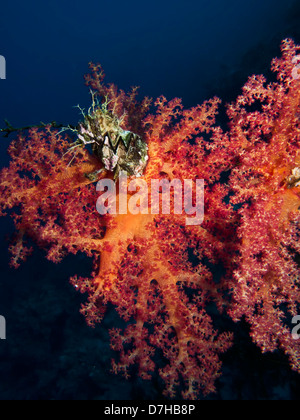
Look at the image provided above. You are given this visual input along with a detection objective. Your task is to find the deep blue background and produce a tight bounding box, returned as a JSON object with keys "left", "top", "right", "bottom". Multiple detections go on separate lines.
{"left": 0, "top": 0, "right": 299, "bottom": 400}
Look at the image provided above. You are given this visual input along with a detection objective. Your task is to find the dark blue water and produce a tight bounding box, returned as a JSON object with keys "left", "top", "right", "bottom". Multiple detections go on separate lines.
{"left": 0, "top": 0, "right": 299, "bottom": 400}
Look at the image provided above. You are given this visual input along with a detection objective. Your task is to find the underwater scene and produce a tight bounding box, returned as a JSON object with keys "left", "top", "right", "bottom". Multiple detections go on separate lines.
{"left": 0, "top": 0, "right": 300, "bottom": 401}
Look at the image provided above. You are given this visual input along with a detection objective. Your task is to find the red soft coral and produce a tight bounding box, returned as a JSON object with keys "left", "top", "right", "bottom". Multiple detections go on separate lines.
{"left": 0, "top": 38, "right": 299, "bottom": 399}
{"left": 227, "top": 39, "right": 300, "bottom": 371}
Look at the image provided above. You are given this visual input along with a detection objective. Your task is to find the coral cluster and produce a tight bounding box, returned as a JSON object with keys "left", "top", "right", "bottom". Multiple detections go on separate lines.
{"left": 0, "top": 39, "right": 299, "bottom": 399}
{"left": 227, "top": 39, "right": 300, "bottom": 370}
